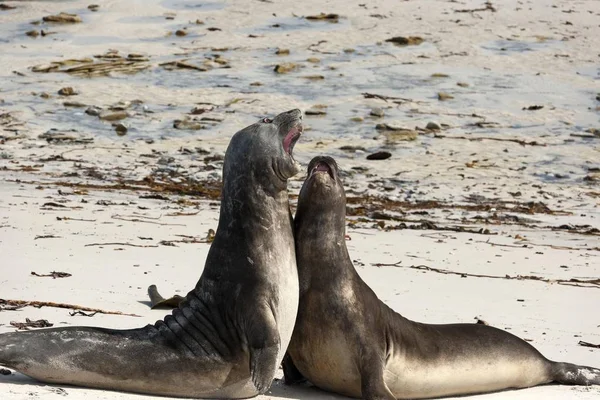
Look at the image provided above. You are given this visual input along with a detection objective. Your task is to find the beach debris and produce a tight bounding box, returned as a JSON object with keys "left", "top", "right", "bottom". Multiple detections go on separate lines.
{"left": 305, "top": 108, "right": 326, "bottom": 116}
{"left": 438, "top": 92, "right": 454, "bottom": 101}
{"left": 274, "top": 63, "right": 299, "bottom": 74}
{"left": 0, "top": 299, "right": 141, "bottom": 317}
{"left": 42, "top": 12, "right": 82, "bottom": 24}
{"left": 0, "top": 4, "right": 17, "bottom": 10}
{"left": 522, "top": 105, "right": 544, "bottom": 110}
{"left": 366, "top": 151, "right": 392, "bottom": 160}
{"left": 340, "top": 145, "right": 366, "bottom": 152}
{"left": 385, "top": 36, "right": 424, "bottom": 46}
{"left": 160, "top": 60, "right": 209, "bottom": 71}
{"left": 10, "top": 318, "right": 53, "bottom": 330}
{"left": 370, "top": 108, "right": 385, "bottom": 117}
{"left": 362, "top": 92, "right": 417, "bottom": 104}
{"left": 307, "top": 57, "right": 320, "bottom": 63}
{"left": 303, "top": 74, "right": 325, "bottom": 80}
{"left": 275, "top": 48, "right": 290, "bottom": 55}
{"left": 38, "top": 129, "right": 94, "bottom": 144}
{"left": 351, "top": 116, "right": 364, "bottom": 122}
{"left": 475, "top": 317, "right": 490, "bottom": 325}
{"left": 431, "top": 73, "right": 450, "bottom": 78}
{"left": 175, "top": 29, "right": 187, "bottom": 36}
{"left": 433, "top": 134, "right": 544, "bottom": 146}
{"left": 305, "top": 13, "right": 340, "bottom": 22}
{"left": 26, "top": 30, "right": 39, "bottom": 37}
{"left": 58, "top": 87, "right": 78, "bottom": 96}
{"left": 85, "top": 106, "right": 102, "bottom": 116}
{"left": 69, "top": 310, "right": 98, "bottom": 317}
{"left": 174, "top": 118, "right": 204, "bottom": 130}
{"left": 0, "top": 369, "right": 11, "bottom": 376}
{"left": 370, "top": 263, "right": 600, "bottom": 289}
{"left": 457, "top": 81, "right": 470, "bottom": 87}
{"left": 114, "top": 123, "right": 128, "bottom": 136}
{"left": 88, "top": 4, "right": 100, "bottom": 12}
{"left": 31, "top": 51, "right": 149, "bottom": 76}
{"left": 454, "top": 1, "right": 496, "bottom": 13}
{"left": 31, "top": 271, "right": 72, "bottom": 279}
{"left": 425, "top": 122, "right": 441, "bottom": 130}
{"left": 578, "top": 341, "right": 600, "bottom": 349}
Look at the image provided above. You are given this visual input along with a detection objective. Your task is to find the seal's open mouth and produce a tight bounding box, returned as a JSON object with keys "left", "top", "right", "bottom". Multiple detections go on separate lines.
{"left": 310, "top": 161, "right": 334, "bottom": 179}
{"left": 283, "top": 124, "right": 303, "bottom": 157}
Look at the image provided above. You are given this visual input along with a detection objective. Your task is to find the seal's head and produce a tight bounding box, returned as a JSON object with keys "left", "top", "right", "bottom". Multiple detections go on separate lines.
{"left": 296, "top": 155, "right": 346, "bottom": 224}
{"left": 223, "top": 109, "right": 303, "bottom": 192}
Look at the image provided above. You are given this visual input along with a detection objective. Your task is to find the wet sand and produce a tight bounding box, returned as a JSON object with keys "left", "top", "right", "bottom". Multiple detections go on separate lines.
{"left": 0, "top": 0, "right": 599, "bottom": 399}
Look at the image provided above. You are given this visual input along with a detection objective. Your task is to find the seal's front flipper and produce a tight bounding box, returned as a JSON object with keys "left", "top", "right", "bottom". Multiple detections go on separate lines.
{"left": 147, "top": 285, "right": 185, "bottom": 309}
{"left": 360, "top": 354, "right": 396, "bottom": 400}
{"left": 248, "top": 307, "right": 280, "bottom": 394}
{"left": 282, "top": 352, "right": 306, "bottom": 385}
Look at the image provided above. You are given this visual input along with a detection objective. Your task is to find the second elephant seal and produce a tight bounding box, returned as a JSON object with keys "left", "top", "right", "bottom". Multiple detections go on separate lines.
{"left": 284, "top": 155, "right": 600, "bottom": 400}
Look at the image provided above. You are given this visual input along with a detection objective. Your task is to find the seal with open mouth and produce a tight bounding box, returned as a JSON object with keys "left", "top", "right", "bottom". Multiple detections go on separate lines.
{"left": 284, "top": 155, "right": 600, "bottom": 399}
{"left": 0, "top": 109, "right": 303, "bottom": 398}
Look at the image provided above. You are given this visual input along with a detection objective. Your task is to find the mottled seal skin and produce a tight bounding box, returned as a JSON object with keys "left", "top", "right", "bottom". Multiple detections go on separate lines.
{"left": 284, "top": 155, "right": 600, "bottom": 400}
{"left": 0, "top": 109, "right": 304, "bottom": 398}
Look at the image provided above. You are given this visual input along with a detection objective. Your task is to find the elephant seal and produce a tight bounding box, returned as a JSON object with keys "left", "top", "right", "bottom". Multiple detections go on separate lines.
{"left": 284, "top": 155, "right": 600, "bottom": 400}
{"left": 0, "top": 109, "right": 304, "bottom": 398}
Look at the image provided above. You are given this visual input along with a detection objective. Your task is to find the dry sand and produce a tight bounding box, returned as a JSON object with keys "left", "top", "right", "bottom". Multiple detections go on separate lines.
{"left": 0, "top": 0, "right": 599, "bottom": 399}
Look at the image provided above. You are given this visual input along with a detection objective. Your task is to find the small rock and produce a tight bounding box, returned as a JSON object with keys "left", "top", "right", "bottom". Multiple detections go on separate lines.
{"left": 114, "top": 123, "right": 127, "bottom": 136}
{"left": 88, "top": 4, "right": 100, "bottom": 12}
{"left": 306, "top": 109, "right": 326, "bottom": 116}
{"left": 385, "top": 36, "right": 423, "bottom": 46}
{"left": 158, "top": 157, "right": 175, "bottom": 165}
{"left": 42, "top": 13, "right": 82, "bottom": 24}
{"left": 63, "top": 101, "right": 87, "bottom": 108}
{"left": 370, "top": 108, "right": 385, "bottom": 117}
{"left": 275, "top": 48, "right": 290, "bottom": 55}
{"left": 522, "top": 105, "right": 544, "bottom": 111}
{"left": 195, "top": 19, "right": 204, "bottom": 25}
{"left": 26, "top": 30, "right": 39, "bottom": 37}
{"left": 85, "top": 106, "right": 102, "bottom": 116}
{"left": 585, "top": 128, "right": 600, "bottom": 137}
{"left": 39, "top": 92, "right": 51, "bottom": 99}
{"left": 384, "top": 130, "right": 418, "bottom": 142}
{"left": 343, "top": 48, "right": 355, "bottom": 53}
{"left": 457, "top": 82, "right": 470, "bottom": 87}
{"left": 58, "top": 87, "right": 78, "bottom": 96}
{"left": 99, "top": 110, "right": 128, "bottom": 121}
{"left": 366, "top": 151, "right": 392, "bottom": 160}
{"left": 195, "top": 146, "right": 210, "bottom": 155}
{"left": 583, "top": 173, "right": 600, "bottom": 182}
{"left": 175, "top": 29, "right": 187, "bottom": 37}
{"left": 350, "top": 116, "right": 364, "bottom": 122}
{"left": 306, "top": 57, "right": 320, "bottom": 63}
{"left": 303, "top": 75, "right": 325, "bottom": 80}
{"left": 274, "top": 63, "right": 298, "bottom": 74}
{"left": 0, "top": 368, "right": 12, "bottom": 376}
{"left": 425, "top": 122, "right": 441, "bottom": 130}
{"left": 438, "top": 92, "right": 454, "bottom": 101}
{"left": 340, "top": 145, "right": 366, "bottom": 152}
{"left": 250, "top": 81, "right": 263, "bottom": 86}
{"left": 431, "top": 73, "right": 449, "bottom": 78}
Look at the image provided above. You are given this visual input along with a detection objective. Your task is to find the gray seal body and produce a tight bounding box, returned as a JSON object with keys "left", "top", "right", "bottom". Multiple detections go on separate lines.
{"left": 284, "top": 155, "right": 600, "bottom": 400}
{"left": 0, "top": 109, "right": 304, "bottom": 398}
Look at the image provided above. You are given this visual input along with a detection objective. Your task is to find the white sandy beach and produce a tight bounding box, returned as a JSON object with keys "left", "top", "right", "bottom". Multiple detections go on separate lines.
{"left": 0, "top": 0, "right": 599, "bottom": 399}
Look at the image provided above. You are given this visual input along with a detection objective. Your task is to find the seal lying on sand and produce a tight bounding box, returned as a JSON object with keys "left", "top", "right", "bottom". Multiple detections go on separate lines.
{"left": 0, "top": 109, "right": 304, "bottom": 398}
{"left": 284, "top": 155, "right": 600, "bottom": 400}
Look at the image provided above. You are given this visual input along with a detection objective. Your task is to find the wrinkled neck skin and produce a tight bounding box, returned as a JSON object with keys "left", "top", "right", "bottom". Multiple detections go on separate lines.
{"left": 294, "top": 190, "right": 349, "bottom": 294}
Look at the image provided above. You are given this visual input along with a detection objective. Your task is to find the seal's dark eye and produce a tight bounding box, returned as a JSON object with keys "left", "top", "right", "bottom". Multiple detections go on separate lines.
{"left": 262, "top": 118, "right": 272, "bottom": 123}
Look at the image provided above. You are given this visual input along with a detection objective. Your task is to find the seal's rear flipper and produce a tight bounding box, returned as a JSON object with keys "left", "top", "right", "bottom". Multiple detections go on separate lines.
{"left": 282, "top": 353, "right": 306, "bottom": 385}
{"left": 551, "top": 362, "right": 600, "bottom": 385}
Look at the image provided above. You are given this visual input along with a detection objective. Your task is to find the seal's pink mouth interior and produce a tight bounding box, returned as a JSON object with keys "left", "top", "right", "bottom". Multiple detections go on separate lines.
{"left": 283, "top": 125, "right": 303, "bottom": 156}
{"left": 310, "top": 161, "right": 333, "bottom": 179}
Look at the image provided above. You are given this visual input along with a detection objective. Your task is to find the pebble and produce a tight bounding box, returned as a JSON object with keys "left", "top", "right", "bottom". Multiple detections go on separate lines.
{"left": 366, "top": 151, "right": 391, "bottom": 160}
{"left": 350, "top": 116, "right": 364, "bottom": 122}
{"left": 385, "top": 36, "right": 423, "bottom": 46}
{"left": 175, "top": 29, "right": 187, "bottom": 37}
{"left": 275, "top": 48, "right": 290, "bottom": 55}
{"left": 63, "top": 101, "right": 87, "bottom": 108}
{"left": 58, "top": 87, "right": 78, "bottom": 96}
{"left": 42, "top": 13, "right": 82, "bottom": 23}
{"left": 426, "top": 121, "right": 441, "bottom": 130}
{"left": 174, "top": 119, "right": 204, "bottom": 130}
{"left": 99, "top": 110, "right": 128, "bottom": 121}
{"left": 274, "top": 63, "right": 298, "bottom": 74}
{"left": 114, "top": 123, "right": 128, "bottom": 136}
{"left": 88, "top": 4, "right": 99, "bottom": 12}
{"left": 438, "top": 92, "right": 454, "bottom": 101}
{"left": 85, "top": 106, "right": 102, "bottom": 116}
{"left": 370, "top": 108, "right": 385, "bottom": 117}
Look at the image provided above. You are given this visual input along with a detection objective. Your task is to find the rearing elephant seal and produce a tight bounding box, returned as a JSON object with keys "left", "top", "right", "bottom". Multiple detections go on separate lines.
{"left": 0, "top": 109, "right": 304, "bottom": 398}
{"left": 284, "top": 155, "right": 600, "bottom": 400}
